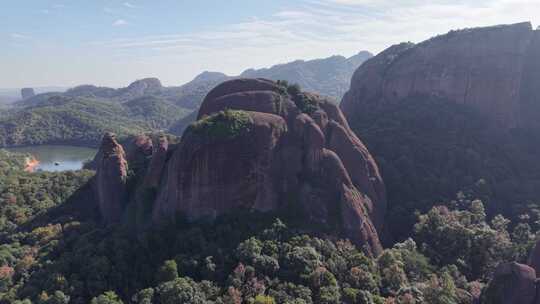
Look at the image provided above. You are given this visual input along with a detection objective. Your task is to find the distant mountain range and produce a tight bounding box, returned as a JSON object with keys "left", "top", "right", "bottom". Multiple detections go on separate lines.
{"left": 0, "top": 51, "right": 372, "bottom": 147}
{"left": 0, "top": 87, "right": 70, "bottom": 104}
{"left": 240, "top": 51, "right": 373, "bottom": 100}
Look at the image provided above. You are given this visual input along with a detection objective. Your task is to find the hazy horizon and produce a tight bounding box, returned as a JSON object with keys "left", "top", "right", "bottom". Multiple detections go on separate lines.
{"left": 0, "top": 51, "right": 369, "bottom": 91}
{"left": 2, "top": 0, "right": 539, "bottom": 88}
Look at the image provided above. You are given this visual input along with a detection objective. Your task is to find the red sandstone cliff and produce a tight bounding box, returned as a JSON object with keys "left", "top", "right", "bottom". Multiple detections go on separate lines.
{"left": 341, "top": 22, "right": 540, "bottom": 130}
{"left": 94, "top": 79, "right": 386, "bottom": 255}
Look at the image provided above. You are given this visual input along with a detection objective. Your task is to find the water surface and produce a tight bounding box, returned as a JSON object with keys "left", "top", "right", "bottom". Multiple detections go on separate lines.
{"left": 7, "top": 145, "right": 97, "bottom": 172}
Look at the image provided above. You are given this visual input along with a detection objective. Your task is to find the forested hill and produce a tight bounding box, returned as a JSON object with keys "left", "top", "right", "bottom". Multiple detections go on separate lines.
{"left": 0, "top": 95, "right": 189, "bottom": 147}
{"left": 1, "top": 51, "right": 372, "bottom": 146}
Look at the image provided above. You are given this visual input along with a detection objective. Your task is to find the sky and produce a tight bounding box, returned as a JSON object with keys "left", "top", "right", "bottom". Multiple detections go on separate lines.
{"left": 1, "top": 0, "right": 539, "bottom": 88}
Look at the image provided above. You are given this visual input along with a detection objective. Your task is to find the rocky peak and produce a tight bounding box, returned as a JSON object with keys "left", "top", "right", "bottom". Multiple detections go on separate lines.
{"left": 94, "top": 79, "right": 386, "bottom": 255}
{"left": 100, "top": 132, "right": 123, "bottom": 156}
{"left": 191, "top": 71, "right": 229, "bottom": 84}
{"left": 169, "top": 78, "right": 384, "bottom": 254}
{"left": 125, "top": 78, "right": 163, "bottom": 96}
{"left": 94, "top": 132, "right": 129, "bottom": 224}
{"left": 20, "top": 88, "right": 35, "bottom": 99}
{"left": 346, "top": 51, "right": 374, "bottom": 66}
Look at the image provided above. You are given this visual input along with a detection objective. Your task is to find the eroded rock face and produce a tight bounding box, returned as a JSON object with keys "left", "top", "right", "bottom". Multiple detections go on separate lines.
{"left": 341, "top": 22, "right": 540, "bottom": 129}
{"left": 124, "top": 134, "right": 153, "bottom": 172}
{"left": 94, "top": 133, "right": 128, "bottom": 224}
{"left": 155, "top": 78, "right": 385, "bottom": 255}
{"left": 94, "top": 79, "right": 386, "bottom": 255}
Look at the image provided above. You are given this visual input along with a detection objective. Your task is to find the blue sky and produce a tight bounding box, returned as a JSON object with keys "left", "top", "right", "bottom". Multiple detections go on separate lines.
{"left": 1, "top": 0, "right": 539, "bottom": 88}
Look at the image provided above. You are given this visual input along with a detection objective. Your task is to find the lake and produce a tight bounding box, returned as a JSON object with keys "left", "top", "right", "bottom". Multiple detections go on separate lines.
{"left": 7, "top": 145, "right": 97, "bottom": 172}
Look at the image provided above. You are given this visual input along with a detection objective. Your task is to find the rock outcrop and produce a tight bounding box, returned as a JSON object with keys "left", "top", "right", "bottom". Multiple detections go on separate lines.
{"left": 482, "top": 262, "right": 538, "bottom": 304}
{"left": 529, "top": 239, "right": 540, "bottom": 279}
{"left": 20, "top": 88, "right": 35, "bottom": 99}
{"left": 93, "top": 79, "right": 386, "bottom": 255}
{"left": 94, "top": 133, "right": 129, "bottom": 224}
{"left": 156, "top": 78, "right": 386, "bottom": 254}
{"left": 143, "top": 135, "right": 169, "bottom": 189}
{"left": 341, "top": 22, "right": 540, "bottom": 130}
{"left": 482, "top": 237, "right": 540, "bottom": 303}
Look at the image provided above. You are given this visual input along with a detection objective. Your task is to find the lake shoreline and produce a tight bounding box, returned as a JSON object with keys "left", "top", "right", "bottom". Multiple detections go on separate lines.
{"left": 6, "top": 145, "right": 98, "bottom": 172}
{"left": 24, "top": 157, "right": 40, "bottom": 172}
{"left": 0, "top": 140, "right": 100, "bottom": 150}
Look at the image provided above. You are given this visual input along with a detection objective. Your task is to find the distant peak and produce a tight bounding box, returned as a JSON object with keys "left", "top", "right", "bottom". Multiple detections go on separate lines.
{"left": 354, "top": 50, "right": 374, "bottom": 57}
{"left": 127, "top": 78, "right": 162, "bottom": 89}
{"left": 21, "top": 88, "right": 35, "bottom": 99}
{"left": 348, "top": 51, "right": 374, "bottom": 62}
{"left": 191, "top": 71, "right": 229, "bottom": 83}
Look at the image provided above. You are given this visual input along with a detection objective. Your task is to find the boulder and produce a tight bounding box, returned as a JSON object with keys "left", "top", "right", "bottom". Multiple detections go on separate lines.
{"left": 482, "top": 262, "right": 537, "bottom": 304}
{"left": 528, "top": 238, "right": 540, "bottom": 275}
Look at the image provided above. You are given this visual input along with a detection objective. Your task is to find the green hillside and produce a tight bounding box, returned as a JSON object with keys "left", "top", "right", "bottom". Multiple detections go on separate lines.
{"left": 0, "top": 96, "right": 188, "bottom": 147}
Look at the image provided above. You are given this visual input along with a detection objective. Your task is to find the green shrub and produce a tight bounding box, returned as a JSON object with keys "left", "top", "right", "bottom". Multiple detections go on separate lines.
{"left": 189, "top": 109, "right": 251, "bottom": 140}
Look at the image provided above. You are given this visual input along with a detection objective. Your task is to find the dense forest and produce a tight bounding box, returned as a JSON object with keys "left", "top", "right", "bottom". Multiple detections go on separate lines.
{"left": 0, "top": 131, "right": 536, "bottom": 303}
{"left": 0, "top": 96, "right": 189, "bottom": 147}
{"left": 4, "top": 1, "right": 540, "bottom": 301}
{"left": 346, "top": 96, "right": 540, "bottom": 241}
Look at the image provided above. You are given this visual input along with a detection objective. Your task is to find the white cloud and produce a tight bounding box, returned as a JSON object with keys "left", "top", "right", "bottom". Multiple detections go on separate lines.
{"left": 83, "top": 0, "right": 539, "bottom": 86}
{"left": 99, "top": 0, "right": 538, "bottom": 54}
{"left": 10, "top": 33, "right": 30, "bottom": 40}
{"left": 13, "top": 0, "right": 539, "bottom": 87}
{"left": 113, "top": 19, "right": 129, "bottom": 26}
{"left": 123, "top": 2, "right": 136, "bottom": 8}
